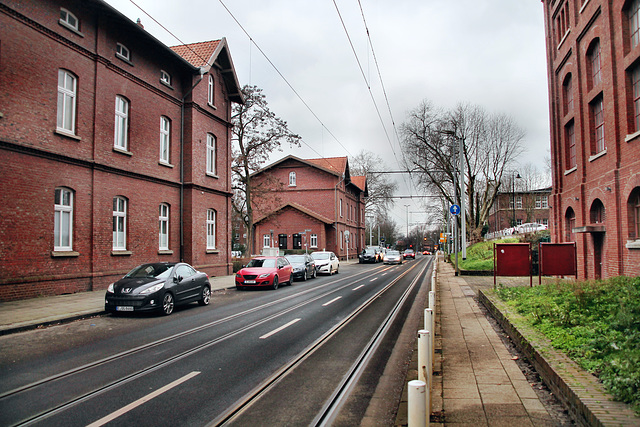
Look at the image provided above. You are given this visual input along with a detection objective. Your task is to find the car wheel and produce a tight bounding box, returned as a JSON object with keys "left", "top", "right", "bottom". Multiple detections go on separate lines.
{"left": 329, "top": 266, "right": 333, "bottom": 275}
{"left": 198, "top": 286, "right": 211, "bottom": 306}
{"left": 272, "top": 276, "right": 279, "bottom": 290}
{"left": 303, "top": 270, "right": 308, "bottom": 281}
{"left": 236, "top": 285, "right": 244, "bottom": 291}
{"left": 162, "top": 292, "right": 174, "bottom": 315}
{"left": 312, "top": 268, "right": 317, "bottom": 279}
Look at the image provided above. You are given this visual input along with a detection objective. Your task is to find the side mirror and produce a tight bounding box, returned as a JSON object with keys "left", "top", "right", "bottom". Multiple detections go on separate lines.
{"left": 173, "top": 275, "right": 182, "bottom": 283}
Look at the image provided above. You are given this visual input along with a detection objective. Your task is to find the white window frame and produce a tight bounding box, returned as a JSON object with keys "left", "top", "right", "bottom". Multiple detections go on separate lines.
{"left": 113, "top": 197, "right": 127, "bottom": 250}
{"left": 289, "top": 171, "right": 296, "bottom": 186}
{"left": 57, "top": 69, "right": 77, "bottom": 134}
{"left": 263, "top": 234, "right": 271, "bottom": 248}
{"left": 516, "top": 195, "right": 523, "bottom": 209}
{"left": 116, "top": 43, "right": 130, "bottom": 62}
{"left": 206, "top": 133, "right": 217, "bottom": 176}
{"left": 339, "top": 199, "right": 343, "bottom": 217}
{"left": 114, "top": 96, "right": 129, "bottom": 150}
{"left": 207, "top": 209, "right": 216, "bottom": 250}
{"left": 340, "top": 231, "right": 344, "bottom": 249}
{"left": 159, "top": 203, "right": 169, "bottom": 250}
{"left": 54, "top": 187, "right": 73, "bottom": 251}
{"left": 208, "top": 74, "right": 214, "bottom": 106}
{"left": 160, "top": 70, "right": 171, "bottom": 86}
{"left": 310, "top": 233, "right": 318, "bottom": 248}
{"left": 160, "top": 116, "right": 170, "bottom": 164}
{"left": 59, "top": 8, "right": 79, "bottom": 31}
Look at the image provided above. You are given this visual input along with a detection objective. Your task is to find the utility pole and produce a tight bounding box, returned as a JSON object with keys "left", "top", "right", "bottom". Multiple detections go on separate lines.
{"left": 405, "top": 204, "right": 410, "bottom": 247}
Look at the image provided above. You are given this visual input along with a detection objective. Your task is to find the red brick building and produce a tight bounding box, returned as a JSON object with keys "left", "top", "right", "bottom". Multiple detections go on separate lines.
{"left": 251, "top": 156, "right": 367, "bottom": 260}
{"left": 0, "top": 0, "right": 243, "bottom": 300}
{"left": 487, "top": 187, "right": 552, "bottom": 235}
{"left": 542, "top": 0, "right": 640, "bottom": 279}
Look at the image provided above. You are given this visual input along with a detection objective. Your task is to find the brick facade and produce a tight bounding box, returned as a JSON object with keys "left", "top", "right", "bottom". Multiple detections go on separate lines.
{"left": 487, "top": 187, "right": 552, "bottom": 233}
{"left": 0, "top": 0, "right": 243, "bottom": 300}
{"left": 251, "top": 156, "right": 367, "bottom": 260}
{"left": 542, "top": 0, "right": 640, "bottom": 279}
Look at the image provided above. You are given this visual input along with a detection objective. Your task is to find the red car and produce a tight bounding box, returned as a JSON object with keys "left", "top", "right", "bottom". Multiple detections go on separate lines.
{"left": 235, "top": 256, "right": 293, "bottom": 290}
{"left": 403, "top": 249, "right": 416, "bottom": 259}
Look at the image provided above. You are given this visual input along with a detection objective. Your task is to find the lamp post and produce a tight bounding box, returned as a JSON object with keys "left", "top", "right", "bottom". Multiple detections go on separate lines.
{"left": 511, "top": 171, "right": 521, "bottom": 229}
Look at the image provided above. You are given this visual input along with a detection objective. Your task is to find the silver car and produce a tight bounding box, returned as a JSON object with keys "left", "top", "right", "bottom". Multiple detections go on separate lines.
{"left": 383, "top": 250, "right": 403, "bottom": 265}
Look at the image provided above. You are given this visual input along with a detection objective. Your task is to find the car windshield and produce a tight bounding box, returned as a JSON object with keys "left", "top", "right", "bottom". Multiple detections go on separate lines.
{"left": 286, "top": 255, "right": 305, "bottom": 263}
{"left": 312, "top": 252, "right": 330, "bottom": 260}
{"left": 387, "top": 251, "right": 400, "bottom": 256}
{"left": 125, "top": 264, "right": 174, "bottom": 279}
{"left": 247, "top": 258, "right": 277, "bottom": 268}
{"left": 364, "top": 248, "right": 376, "bottom": 254}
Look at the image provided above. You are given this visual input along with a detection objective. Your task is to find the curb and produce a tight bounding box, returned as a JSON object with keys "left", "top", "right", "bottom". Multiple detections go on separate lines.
{"left": 479, "top": 289, "right": 639, "bottom": 426}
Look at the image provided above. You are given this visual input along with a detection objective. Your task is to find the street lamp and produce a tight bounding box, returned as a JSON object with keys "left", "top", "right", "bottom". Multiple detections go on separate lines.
{"left": 511, "top": 171, "right": 521, "bottom": 228}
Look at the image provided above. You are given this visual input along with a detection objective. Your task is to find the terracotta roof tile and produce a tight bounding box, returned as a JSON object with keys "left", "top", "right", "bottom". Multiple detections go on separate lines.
{"left": 306, "top": 157, "right": 347, "bottom": 175}
{"left": 351, "top": 175, "right": 366, "bottom": 192}
{"left": 170, "top": 40, "right": 221, "bottom": 68}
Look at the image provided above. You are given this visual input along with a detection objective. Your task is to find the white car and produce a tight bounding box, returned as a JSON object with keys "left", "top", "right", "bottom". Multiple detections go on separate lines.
{"left": 514, "top": 223, "right": 548, "bottom": 234}
{"left": 311, "top": 251, "right": 340, "bottom": 275}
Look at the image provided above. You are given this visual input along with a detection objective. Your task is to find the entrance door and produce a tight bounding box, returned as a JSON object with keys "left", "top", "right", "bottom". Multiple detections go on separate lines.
{"left": 278, "top": 234, "right": 287, "bottom": 249}
{"left": 593, "top": 233, "right": 603, "bottom": 279}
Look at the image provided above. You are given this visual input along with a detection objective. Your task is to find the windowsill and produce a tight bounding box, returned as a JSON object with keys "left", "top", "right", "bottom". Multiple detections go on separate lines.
{"left": 159, "top": 161, "right": 174, "bottom": 168}
{"left": 626, "top": 240, "right": 640, "bottom": 249}
{"left": 207, "top": 102, "right": 217, "bottom": 110}
{"left": 625, "top": 130, "right": 640, "bottom": 143}
{"left": 579, "top": 0, "right": 591, "bottom": 14}
{"left": 54, "top": 129, "right": 81, "bottom": 141}
{"left": 51, "top": 250, "right": 80, "bottom": 258}
{"left": 206, "top": 172, "right": 219, "bottom": 179}
{"left": 59, "top": 20, "right": 84, "bottom": 37}
{"left": 564, "top": 166, "right": 577, "bottom": 176}
{"left": 588, "top": 149, "right": 607, "bottom": 162}
{"left": 557, "top": 29, "right": 570, "bottom": 50}
{"left": 116, "top": 53, "right": 133, "bottom": 66}
{"left": 111, "top": 250, "right": 132, "bottom": 256}
{"left": 113, "top": 147, "right": 133, "bottom": 156}
{"left": 206, "top": 249, "right": 219, "bottom": 254}
{"left": 158, "top": 249, "right": 174, "bottom": 255}
{"left": 160, "top": 80, "right": 174, "bottom": 90}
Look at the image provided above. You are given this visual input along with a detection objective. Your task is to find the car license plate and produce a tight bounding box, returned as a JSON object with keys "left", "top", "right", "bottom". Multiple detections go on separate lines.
{"left": 116, "top": 306, "right": 134, "bottom": 312}
{"left": 244, "top": 280, "right": 256, "bottom": 284}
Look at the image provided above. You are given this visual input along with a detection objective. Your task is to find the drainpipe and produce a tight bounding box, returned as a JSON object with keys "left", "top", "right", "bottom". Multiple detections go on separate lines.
{"left": 180, "top": 67, "right": 207, "bottom": 261}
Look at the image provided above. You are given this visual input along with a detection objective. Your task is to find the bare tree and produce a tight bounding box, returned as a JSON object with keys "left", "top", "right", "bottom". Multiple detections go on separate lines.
{"left": 231, "top": 85, "right": 301, "bottom": 254}
{"left": 400, "top": 100, "right": 526, "bottom": 242}
{"left": 349, "top": 150, "right": 398, "bottom": 219}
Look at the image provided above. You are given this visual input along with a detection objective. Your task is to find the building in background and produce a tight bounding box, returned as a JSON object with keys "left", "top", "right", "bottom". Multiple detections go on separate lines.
{"left": 541, "top": 0, "right": 640, "bottom": 279}
{"left": 487, "top": 186, "right": 552, "bottom": 235}
{"left": 0, "top": 0, "right": 243, "bottom": 300}
{"left": 250, "top": 156, "right": 367, "bottom": 259}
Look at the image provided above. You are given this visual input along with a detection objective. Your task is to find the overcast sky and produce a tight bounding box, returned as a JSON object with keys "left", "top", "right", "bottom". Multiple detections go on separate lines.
{"left": 105, "top": 0, "right": 551, "bottom": 233}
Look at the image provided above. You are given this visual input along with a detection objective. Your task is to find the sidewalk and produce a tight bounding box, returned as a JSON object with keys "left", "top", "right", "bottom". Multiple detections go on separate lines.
{"left": 0, "top": 274, "right": 236, "bottom": 335}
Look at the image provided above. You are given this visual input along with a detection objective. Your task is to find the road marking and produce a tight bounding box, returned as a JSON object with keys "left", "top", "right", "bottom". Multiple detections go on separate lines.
{"left": 352, "top": 285, "right": 365, "bottom": 291}
{"left": 87, "top": 371, "right": 201, "bottom": 427}
{"left": 370, "top": 277, "right": 377, "bottom": 282}
{"left": 260, "top": 318, "right": 301, "bottom": 339}
{"left": 322, "top": 296, "right": 342, "bottom": 307}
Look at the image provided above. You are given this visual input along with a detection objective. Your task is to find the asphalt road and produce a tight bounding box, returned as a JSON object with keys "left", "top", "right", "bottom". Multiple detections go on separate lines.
{"left": 0, "top": 256, "right": 433, "bottom": 427}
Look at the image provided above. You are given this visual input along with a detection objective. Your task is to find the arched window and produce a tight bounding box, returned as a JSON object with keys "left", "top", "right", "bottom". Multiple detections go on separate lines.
{"left": 562, "top": 73, "right": 573, "bottom": 116}
{"left": 57, "top": 69, "right": 77, "bottom": 134}
{"left": 159, "top": 204, "right": 169, "bottom": 250}
{"left": 113, "top": 196, "right": 127, "bottom": 250}
{"left": 565, "top": 207, "right": 576, "bottom": 242}
{"left": 59, "top": 8, "right": 79, "bottom": 31}
{"left": 54, "top": 187, "right": 74, "bottom": 251}
{"left": 114, "top": 96, "right": 129, "bottom": 150}
{"left": 289, "top": 171, "right": 296, "bottom": 186}
{"left": 206, "top": 133, "right": 217, "bottom": 175}
{"left": 160, "top": 116, "right": 170, "bottom": 164}
{"left": 629, "top": 0, "right": 640, "bottom": 49}
{"left": 590, "top": 199, "right": 605, "bottom": 224}
{"left": 587, "top": 39, "right": 601, "bottom": 89}
{"left": 208, "top": 75, "right": 215, "bottom": 106}
{"left": 207, "top": 209, "right": 216, "bottom": 249}
{"left": 628, "top": 187, "right": 640, "bottom": 240}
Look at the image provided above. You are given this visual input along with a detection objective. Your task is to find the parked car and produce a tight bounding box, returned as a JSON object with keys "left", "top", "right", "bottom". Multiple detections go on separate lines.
{"left": 311, "top": 251, "right": 340, "bottom": 275}
{"left": 514, "top": 223, "right": 548, "bottom": 234}
{"left": 105, "top": 262, "right": 211, "bottom": 316}
{"left": 403, "top": 249, "right": 416, "bottom": 259}
{"left": 359, "top": 247, "right": 379, "bottom": 263}
{"left": 285, "top": 253, "right": 317, "bottom": 281}
{"left": 235, "top": 256, "right": 293, "bottom": 290}
{"left": 383, "top": 250, "right": 403, "bottom": 264}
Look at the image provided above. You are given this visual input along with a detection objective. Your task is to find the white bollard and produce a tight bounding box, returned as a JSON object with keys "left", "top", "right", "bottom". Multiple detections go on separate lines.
{"left": 408, "top": 380, "right": 428, "bottom": 427}
{"left": 424, "top": 308, "right": 435, "bottom": 373}
{"left": 418, "top": 329, "right": 432, "bottom": 417}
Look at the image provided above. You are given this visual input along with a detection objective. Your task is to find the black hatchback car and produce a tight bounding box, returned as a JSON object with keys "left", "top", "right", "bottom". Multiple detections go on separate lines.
{"left": 359, "top": 247, "right": 379, "bottom": 263}
{"left": 285, "top": 253, "right": 317, "bottom": 281}
{"left": 105, "top": 262, "right": 211, "bottom": 315}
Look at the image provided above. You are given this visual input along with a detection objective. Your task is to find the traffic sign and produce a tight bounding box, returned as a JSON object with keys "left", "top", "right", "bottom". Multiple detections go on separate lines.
{"left": 450, "top": 204, "right": 461, "bottom": 215}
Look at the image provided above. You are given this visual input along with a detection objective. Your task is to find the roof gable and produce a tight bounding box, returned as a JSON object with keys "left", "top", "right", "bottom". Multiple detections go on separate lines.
{"left": 253, "top": 202, "right": 333, "bottom": 225}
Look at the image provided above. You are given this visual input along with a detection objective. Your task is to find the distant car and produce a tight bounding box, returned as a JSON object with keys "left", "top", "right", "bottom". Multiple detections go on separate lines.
{"left": 403, "top": 249, "right": 416, "bottom": 259}
{"left": 311, "top": 251, "right": 340, "bottom": 275}
{"left": 235, "top": 256, "right": 293, "bottom": 290}
{"left": 359, "top": 247, "right": 379, "bottom": 263}
{"left": 285, "top": 253, "right": 317, "bottom": 281}
{"left": 422, "top": 250, "right": 431, "bottom": 255}
{"left": 105, "top": 262, "right": 211, "bottom": 316}
{"left": 514, "top": 223, "right": 548, "bottom": 234}
{"left": 384, "top": 250, "right": 403, "bottom": 264}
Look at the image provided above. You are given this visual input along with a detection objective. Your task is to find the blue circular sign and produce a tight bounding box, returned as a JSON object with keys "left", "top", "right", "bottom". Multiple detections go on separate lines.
{"left": 450, "top": 204, "right": 461, "bottom": 215}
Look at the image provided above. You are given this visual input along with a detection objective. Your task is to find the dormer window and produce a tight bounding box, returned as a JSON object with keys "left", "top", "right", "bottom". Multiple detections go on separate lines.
{"left": 289, "top": 171, "right": 296, "bottom": 186}
{"left": 160, "top": 70, "right": 171, "bottom": 86}
{"left": 116, "top": 43, "right": 130, "bottom": 62}
{"left": 60, "top": 8, "right": 79, "bottom": 32}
